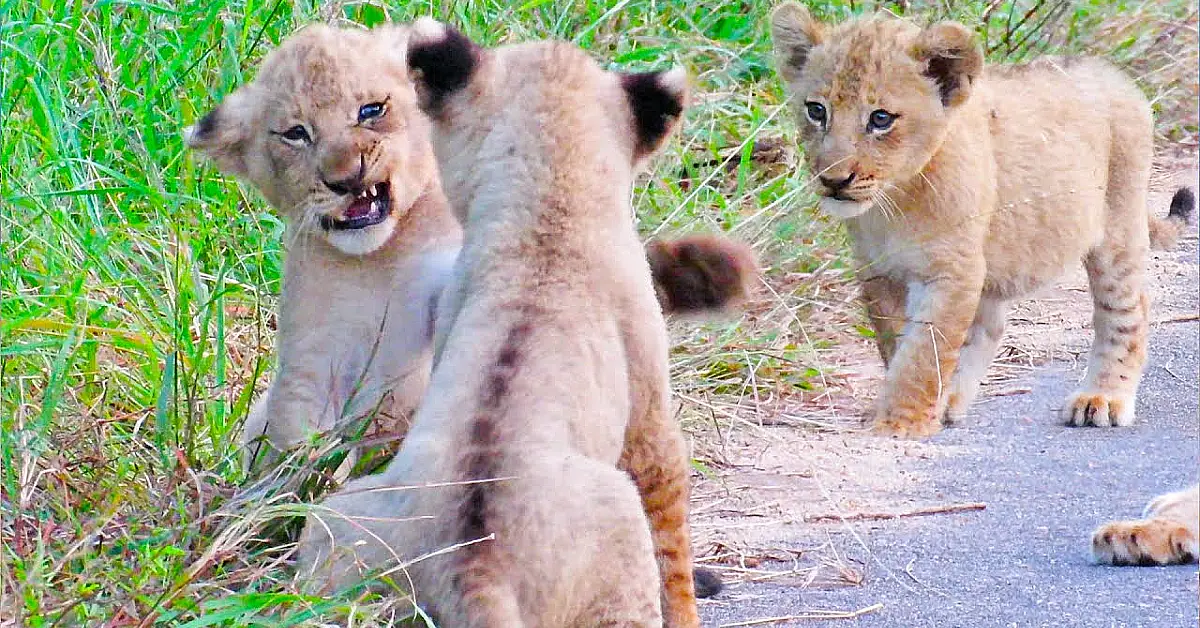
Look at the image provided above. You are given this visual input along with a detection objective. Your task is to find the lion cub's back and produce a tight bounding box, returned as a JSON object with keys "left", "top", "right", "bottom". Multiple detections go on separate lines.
{"left": 984, "top": 56, "right": 1150, "bottom": 181}
{"left": 980, "top": 57, "right": 1153, "bottom": 296}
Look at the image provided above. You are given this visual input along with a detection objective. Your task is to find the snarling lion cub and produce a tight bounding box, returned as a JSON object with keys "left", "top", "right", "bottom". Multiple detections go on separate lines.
{"left": 297, "top": 20, "right": 704, "bottom": 626}
{"left": 187, "top": 24, "right": 753, "bottom": 485}
{"left": 1092, "top": 484, "right": 1199, "bottom": 566}
{"left": 771, "top": 3, "right": 1195, "bottom": 438}
{"left": 186, "top": 24, "right": 461, "bottom": 469}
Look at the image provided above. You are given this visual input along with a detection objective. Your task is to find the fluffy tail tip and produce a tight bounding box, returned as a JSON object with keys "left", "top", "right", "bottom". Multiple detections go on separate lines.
{"left": 1169, "top": 187, "right": 1195, "bottom": 222}
{"left": 648, "top": 235, "right": 757, "bottom": 314}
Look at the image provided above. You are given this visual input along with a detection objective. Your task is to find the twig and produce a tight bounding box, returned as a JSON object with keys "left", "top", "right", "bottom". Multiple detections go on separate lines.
{"left": 718, "top": 603, "right": 884, "bottom": 626}
{"left": 804, "top": 502, "right": 986, "bottom": 523}
{"left": 1153, "top": 313, "right": 1200, "bottom": 325}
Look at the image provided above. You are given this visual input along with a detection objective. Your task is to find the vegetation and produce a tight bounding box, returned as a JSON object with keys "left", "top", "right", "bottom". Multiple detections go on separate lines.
{"left": 2, "top": 0, "right": 1194, "bottom": 624}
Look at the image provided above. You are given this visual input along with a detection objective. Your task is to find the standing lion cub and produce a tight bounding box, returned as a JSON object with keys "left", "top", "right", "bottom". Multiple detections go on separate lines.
{"left": 298, "top": 19, "right": 703, "bottom": 626}
{"left": 771, "top": 2, "right": 1195, "bottom": 437}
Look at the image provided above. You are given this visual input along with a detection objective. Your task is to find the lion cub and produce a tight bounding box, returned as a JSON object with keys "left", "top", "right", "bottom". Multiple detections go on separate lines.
{"left": 297, "top": 20, "right": 702, "bottom": 626}
{"left": 1092, "top": 484, "right": 1199, "bottom": 566}
{"left": 187, "top": 24, "right": 461, "bottom": 468}
{"left": 771, "top": 3, "right": 1195, "bottom": 437}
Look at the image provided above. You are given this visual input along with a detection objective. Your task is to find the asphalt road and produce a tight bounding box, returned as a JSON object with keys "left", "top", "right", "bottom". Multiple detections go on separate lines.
{"left": 700, "top": 320, "right": 1200, "bottom": 628}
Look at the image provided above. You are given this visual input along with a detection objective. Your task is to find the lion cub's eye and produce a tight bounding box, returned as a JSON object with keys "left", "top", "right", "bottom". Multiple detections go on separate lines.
{"left": 358, "top": 101, "right": 388, "bottom": 123}
{"left": 868, "top": 109, "right": 897, "bottom": 132}
{"left": 277, "top": 125, "right": 311, "bottom": 146}
{"left": 804, "top": 102, "right": 827, "bottom": 126}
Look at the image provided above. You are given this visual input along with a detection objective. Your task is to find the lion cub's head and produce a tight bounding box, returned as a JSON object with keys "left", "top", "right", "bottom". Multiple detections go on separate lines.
{"left": 401, "top": 18, "right": 687, "bottom": 223}
{"left": 770, "top": 3, "right": 983, "bottom": 219}
{"left": 187, "top": 24, "right": 436, "bottom": 255}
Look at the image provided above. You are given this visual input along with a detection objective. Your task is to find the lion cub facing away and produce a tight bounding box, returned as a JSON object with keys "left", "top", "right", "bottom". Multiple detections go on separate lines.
{"left": 772, "top": 3, "right": 1196, "bottom": 438}
{"left": 298, "top": 21, "right": 702, "bottom": 627}
{"left": 1092, "top": 484, "right": 1199, "bottom": 566}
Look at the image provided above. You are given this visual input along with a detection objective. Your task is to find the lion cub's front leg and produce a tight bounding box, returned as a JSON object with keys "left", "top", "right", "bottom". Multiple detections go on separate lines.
{"left": 872, "top": 275, "right": 982, "bottom": 438}
{"left": 860, "top": 275, "right": 907, "bottom": 367}
{"left": 620, "top": 322, "right": 700, "bottom": 627}
{"left": 620, "top": 403, "right": 699, "bottom": 628}
{"left": 1092, "top": 485, "right": 1200, "bottom": 565}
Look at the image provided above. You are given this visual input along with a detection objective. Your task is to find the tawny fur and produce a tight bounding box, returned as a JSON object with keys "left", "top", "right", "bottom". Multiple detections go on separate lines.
{"left": 771, "top": 3, "right": 1193, "bottom": 438}
{"left": 187, "top": 25, "right": 756, "bottom": 482}
{"left": 1092, "top": 484, "right": 1200, "bottom": 566}
{"left": 296, "top": 20, "right": 702, "bottom": 627}
{"left": 187, "top": 24, "right": 461, "bottom": 469}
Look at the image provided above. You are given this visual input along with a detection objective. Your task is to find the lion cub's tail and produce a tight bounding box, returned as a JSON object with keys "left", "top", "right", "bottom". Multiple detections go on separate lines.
{"left": 1149, "top": 187, "right": 1195, "bottom": 250}
{"left": 648, "top": 235, "right": 758, "bottom": 315}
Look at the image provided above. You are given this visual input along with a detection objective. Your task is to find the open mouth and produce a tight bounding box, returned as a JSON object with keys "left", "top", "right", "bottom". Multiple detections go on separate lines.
{"left": 826, "top": 190, "right": 861, "bottom": 202}
{"left": 321, "top": 182, "right": 393, "bottom": 231}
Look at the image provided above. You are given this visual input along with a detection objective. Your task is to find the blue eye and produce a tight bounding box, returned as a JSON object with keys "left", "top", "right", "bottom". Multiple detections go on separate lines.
{"left": 804, "top": 101, "right": 827, "bottom": 125}
{"left": 868, "top": 109, "right": 896, "bottom": 131}
{"left": 358, "top": 101, "right": 387, "bottom": 123}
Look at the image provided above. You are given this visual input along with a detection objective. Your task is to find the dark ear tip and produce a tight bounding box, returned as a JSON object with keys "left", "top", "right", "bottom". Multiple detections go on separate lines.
{"left": 406, "top": 18, "right": 479, "bottom": 113}
{"left": 620, "top": 68, "right": 688, "bottom": 157}
{"left": 407, "top": 17, "right": 476, "bottom": 72}
{"left": 185, "top": 109, "right": 219, "bottom": 147}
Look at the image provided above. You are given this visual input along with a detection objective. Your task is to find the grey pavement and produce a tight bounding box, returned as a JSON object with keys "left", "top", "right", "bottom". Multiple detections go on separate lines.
{"left": 700, "top": 321, "right": 1200, "bottom": 628}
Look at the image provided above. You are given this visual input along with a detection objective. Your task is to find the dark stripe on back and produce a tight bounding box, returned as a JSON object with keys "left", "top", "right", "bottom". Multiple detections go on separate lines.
{"left": 455, "top": 319, "right": 533, "bottom": 592}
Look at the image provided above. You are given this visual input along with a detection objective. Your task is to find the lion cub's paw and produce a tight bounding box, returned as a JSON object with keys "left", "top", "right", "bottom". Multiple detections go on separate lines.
{"left": 871, "top": 412, "right": 942, "bottom": 439}
{"left": 1092, "top": 519, "right": 1199, "bottom": 566}
{"left": 940, "top": 393, "right": 969, "bottom": 427}
{"left": 1062, "top": 390, "right": 1136, "bottom": 427}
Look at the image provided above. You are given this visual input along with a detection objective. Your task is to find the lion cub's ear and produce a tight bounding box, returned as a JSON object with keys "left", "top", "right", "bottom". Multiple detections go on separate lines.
{"left": 185, "top": 88, "right": 256, "bottom": 176}
{"left": 406, "top": 17, "right": 481, "bottom": 117}
{"left": 913, "top": 22, "right": 983, "bottom": 108}
{"left": 618, "top": 68, "right": 688, "bottom": 166}
{"left": 771, "top": 2, "right": 825, "bottom": 83}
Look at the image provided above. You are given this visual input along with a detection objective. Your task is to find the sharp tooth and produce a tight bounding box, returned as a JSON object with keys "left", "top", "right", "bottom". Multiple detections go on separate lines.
{"left": 358, "top": 190, "right": 367, "bottom": 199}
{"left": 370, "top": 200, "right": 380, "bottom": 213}
{"left": 370, "top": 184, "right": 378, "bottom": 197}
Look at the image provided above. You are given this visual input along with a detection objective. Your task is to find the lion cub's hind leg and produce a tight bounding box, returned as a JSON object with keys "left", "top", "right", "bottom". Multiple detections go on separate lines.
{"left": 1063, "top": 246, "right": 1149, "bottom": 427}
{"left": 943, "top": 295, "right": 1009, "bottom": 424}
{"left": 569, "top": 460, "right": 664, "bottom": 627}
{"left": 1063, "top": 105, "right": 1152, "bottom": 428}
{"left": 489, "top": 456, "right": 663, "bottom": 627}
{"left": 1092, "top": 485, "right": 1200, "bottom": 565}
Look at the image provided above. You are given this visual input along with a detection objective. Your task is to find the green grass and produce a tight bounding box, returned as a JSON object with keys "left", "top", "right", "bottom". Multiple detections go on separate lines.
{"left": 2, "top": 0, "right": 1194, "bottom": 624}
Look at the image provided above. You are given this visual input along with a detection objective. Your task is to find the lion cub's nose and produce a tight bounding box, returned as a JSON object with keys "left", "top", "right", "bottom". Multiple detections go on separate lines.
{"left": 320, "top": 154, "right": 367, "bottom": 195}
{"left": 818, "top": 172, "right": 856, "bottom": 193}
{"left": 322, "top": 175, "right": 362, "bottom": 196}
